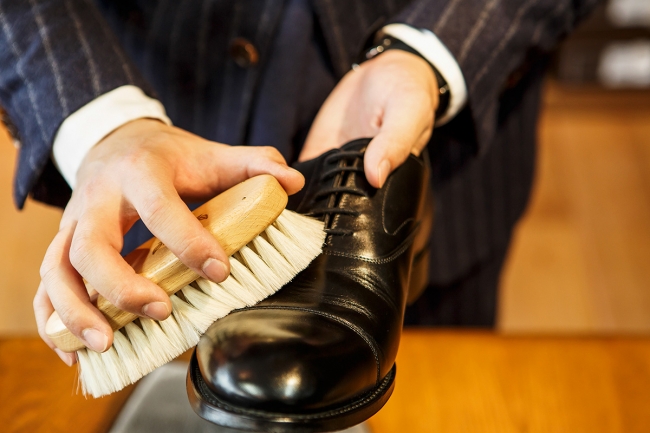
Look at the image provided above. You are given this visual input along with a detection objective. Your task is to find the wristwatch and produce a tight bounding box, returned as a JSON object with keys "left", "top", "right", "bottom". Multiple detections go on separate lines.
{"left": 353, "top": 35, "right": 450, "bottom": 121}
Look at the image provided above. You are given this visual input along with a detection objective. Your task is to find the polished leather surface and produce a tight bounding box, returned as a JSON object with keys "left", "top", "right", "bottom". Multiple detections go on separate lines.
{"left": 194, "top": 138, "right": 431, "bottom": 415}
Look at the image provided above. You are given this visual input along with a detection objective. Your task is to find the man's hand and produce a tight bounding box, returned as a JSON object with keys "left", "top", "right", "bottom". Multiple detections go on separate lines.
{"left": 300, "top": 49, "right": 439, "bottom": 188}
{"left": 34, "top": 119, "right": 304, "bottom": 365}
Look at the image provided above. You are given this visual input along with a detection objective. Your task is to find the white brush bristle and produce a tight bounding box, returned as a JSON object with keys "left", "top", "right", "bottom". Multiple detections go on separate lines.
{"left": 76, "top": 209, "right": 325, "bottom": 398}
{"left": 112, "top": 330, "right": 142, "bottom": 383}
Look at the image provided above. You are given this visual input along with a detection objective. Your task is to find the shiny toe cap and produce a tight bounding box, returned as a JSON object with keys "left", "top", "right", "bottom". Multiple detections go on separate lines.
{"left": 196, "top": 309, "right": 378, "bottom": 413}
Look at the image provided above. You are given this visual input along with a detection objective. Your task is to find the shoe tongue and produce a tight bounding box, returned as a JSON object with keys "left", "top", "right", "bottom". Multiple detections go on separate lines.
{"left": 287, "top": 150, "right": 328, "bottom": 212}
{"left": 288, "top": 138, "right": 373, "bottom": 212}
{"left": 339, "top": 138, "right": 371, "bottom": 153}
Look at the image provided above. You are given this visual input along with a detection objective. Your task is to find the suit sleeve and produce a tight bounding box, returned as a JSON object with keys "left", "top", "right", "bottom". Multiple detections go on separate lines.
{"left": 390, "top": 0, "right": 601, "bottom": 148}
{"left": 0, "top": 0, "right": 154, "bottom": 209}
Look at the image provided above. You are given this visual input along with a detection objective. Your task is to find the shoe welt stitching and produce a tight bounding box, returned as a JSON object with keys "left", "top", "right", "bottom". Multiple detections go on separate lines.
{"left": 193, "top": 358, "right": 395, "bottom": 420}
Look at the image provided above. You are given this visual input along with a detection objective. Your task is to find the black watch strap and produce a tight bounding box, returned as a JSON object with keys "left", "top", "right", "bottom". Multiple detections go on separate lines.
{"left": 353, "top": 35, "right": 450, "bottom": 121}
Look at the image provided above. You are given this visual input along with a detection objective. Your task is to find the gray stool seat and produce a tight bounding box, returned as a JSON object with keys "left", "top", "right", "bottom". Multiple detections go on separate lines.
{"left": 109, "top": 362, "right": 371, "bottom": 433}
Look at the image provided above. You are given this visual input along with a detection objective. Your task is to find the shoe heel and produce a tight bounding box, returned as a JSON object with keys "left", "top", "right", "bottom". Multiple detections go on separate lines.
{"left": 406, "top": 246, "right": 429, "bottom": 305}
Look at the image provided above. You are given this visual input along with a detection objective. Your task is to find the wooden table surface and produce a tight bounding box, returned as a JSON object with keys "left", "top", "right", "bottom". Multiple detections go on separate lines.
{"left": 2, "top": 331, "right": 649, "bottom": 433}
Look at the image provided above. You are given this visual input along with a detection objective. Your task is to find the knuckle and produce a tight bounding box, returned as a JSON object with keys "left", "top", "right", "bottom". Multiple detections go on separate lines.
{"left": 109, "top": 281, "right": 142, "bottom": 312}
{"left": 32, "top": 288, "right": 46, "bottom": 311}
{"left": 174, "top": 233, "right": 210, "bottom": 266}
{"left": 121, "top": 152, "right": 148, "bottom": 173}
{"left": 60, "top": 201, "right": 81, "bottom": 226}
{"left": 76, "top": 174, "right": 119, "bottom": 207}
{"left": 109, "top": 278, "right": 157, "bottom": 313}
{"left": 56, "top": 304, "right": 84, "bottom": 334}
{"left": 68, "top": 234, "right": 93, "bottom": 272}
{"left": 137, "top": 192, "right": 169, "bottom": 226}
{"left": 40, "top": 231, "right": 69, "bottom": 280}
{"left": 79, "top": 176, "right": 104, "bottom": 200}
{"left": 115, "top": 147, "right": 167, "bottom": 182}
{"left": 40, "top": 251, "right": 65, "bottom": 283}
{"left": 259, "top": 146, "right": 282, "bottom": 160}
{"left": 39, "top": 258, "right": 56, "bottom": 281}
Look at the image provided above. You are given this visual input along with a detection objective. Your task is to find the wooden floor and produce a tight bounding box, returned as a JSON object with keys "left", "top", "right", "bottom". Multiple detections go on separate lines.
{"left": 3, "top": 332, "right": 650, "bottom": 433}
{"left": 1, "top": 82, "right": 650, "bottom": 335}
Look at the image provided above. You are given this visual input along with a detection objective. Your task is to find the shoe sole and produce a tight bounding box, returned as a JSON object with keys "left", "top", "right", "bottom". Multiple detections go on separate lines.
{"left": 187, "top": 351, "right": 396, "bottom": 432}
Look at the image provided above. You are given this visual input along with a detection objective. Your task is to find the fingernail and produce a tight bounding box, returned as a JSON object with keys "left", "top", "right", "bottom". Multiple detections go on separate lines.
{"left": 82, "top": 328, "right": 109, "bottom": 353}
{"left": 203, "top": 258, "right": 229, "bottom": 282}
{"left": 142, "top": 301, "right": 170, "bottom": 320}
{"left": 377, "top": 160, "right": 391, "bottom": 188}
{"left": 54, "top": 348, "right": 76, "bottom": 366}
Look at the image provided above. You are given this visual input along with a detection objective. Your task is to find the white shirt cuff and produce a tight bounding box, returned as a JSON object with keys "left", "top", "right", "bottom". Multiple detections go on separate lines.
{"left": 52, "top": 85, "right": 171, "bottom": 188}
{"left": 381, "top": 24, "right": 468, "bottom": 126}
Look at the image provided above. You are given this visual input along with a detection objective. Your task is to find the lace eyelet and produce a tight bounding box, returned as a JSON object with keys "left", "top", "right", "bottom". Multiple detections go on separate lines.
{"left": 315, "top": 149, "right": 367, "bottom": 237}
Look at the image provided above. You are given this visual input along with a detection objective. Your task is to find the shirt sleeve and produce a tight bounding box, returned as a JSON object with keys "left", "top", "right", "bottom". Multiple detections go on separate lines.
{"left": 380, "top": 23, "right": 468, "bottom": 126}
{"left": 389, "top": 0, "right": 600, "bottom": 150}
{"left": 52, "top": 85, "right": 171, "bottom": 189}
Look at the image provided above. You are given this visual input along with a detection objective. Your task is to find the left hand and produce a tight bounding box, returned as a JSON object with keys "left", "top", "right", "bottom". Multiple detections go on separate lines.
{"left": 300, "top": 49, "right": 439, "bottom": 188}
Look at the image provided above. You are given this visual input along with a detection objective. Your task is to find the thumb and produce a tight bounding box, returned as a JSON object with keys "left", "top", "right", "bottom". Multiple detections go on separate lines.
{"left": 364, "top": 100, "right": 433, "bottom": 188}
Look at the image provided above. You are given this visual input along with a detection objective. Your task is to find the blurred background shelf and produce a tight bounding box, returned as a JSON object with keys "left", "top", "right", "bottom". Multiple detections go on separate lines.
{"left": 553, "top": 0, "right": 650, "bottom": 88}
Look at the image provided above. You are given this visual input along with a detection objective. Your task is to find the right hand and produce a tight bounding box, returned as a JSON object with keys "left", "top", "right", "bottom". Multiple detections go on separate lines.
{"left": 33, "top": 119, "right": 304, "bottom": 365}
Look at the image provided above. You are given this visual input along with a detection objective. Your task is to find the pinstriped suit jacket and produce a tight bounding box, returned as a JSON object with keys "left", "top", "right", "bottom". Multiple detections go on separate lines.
{"left": 0, "top": 0, "right": 599, "bottom": 284}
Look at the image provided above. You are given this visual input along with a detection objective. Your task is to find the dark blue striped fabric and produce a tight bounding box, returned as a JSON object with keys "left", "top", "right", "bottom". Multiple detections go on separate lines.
{"left": 0, "top": 0, "right": 154, "bottom": 207}
{"left": 1, "top": 0, "right": 599, "bottom": 289}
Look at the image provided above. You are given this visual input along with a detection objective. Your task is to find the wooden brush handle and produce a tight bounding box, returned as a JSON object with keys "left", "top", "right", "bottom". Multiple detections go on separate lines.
{"left": 46, "top": 175, "right": 288, "bottom": 352}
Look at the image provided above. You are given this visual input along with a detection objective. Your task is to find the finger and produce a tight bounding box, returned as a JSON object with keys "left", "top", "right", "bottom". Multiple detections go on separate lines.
{"left": 34, "top": 281, "right": 77, "bottom": 366}
{"left": 244, "top": 147, "right": 305, "bottom": 195}
{"left": 299, "top": 71, "right": 366, "bottom": 162}
{"left": 69, "top": 196, "right": 173, "bottom": 320}
{"left": 364, "top": 95, "right": 434, "bottom": 188}
{"left": 300, "top": 103, "right": 347, "bottom": 162}
{"left": 41, "top": 223, "right": 113, "bottom": 353}
{"left": 211, "top": 146, "right": 305, "bottom": 195}
{"left": 126, "top": 170, "right": 232, "bottom": 284}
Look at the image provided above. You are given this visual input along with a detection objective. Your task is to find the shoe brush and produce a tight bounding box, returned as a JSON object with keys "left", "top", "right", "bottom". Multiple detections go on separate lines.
{"left": 45, "top": 175, "right": 325, "bottom": 398}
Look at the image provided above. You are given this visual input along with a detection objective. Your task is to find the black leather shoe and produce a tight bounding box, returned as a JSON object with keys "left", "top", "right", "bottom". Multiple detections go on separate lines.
{"left": 187, "top": 138, "right": 432, "bottom": 432}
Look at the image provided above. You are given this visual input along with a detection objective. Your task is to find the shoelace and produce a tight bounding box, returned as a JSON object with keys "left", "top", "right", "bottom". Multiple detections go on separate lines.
{"left": 306, "top": 150, "right": 368, "bottom": 237}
